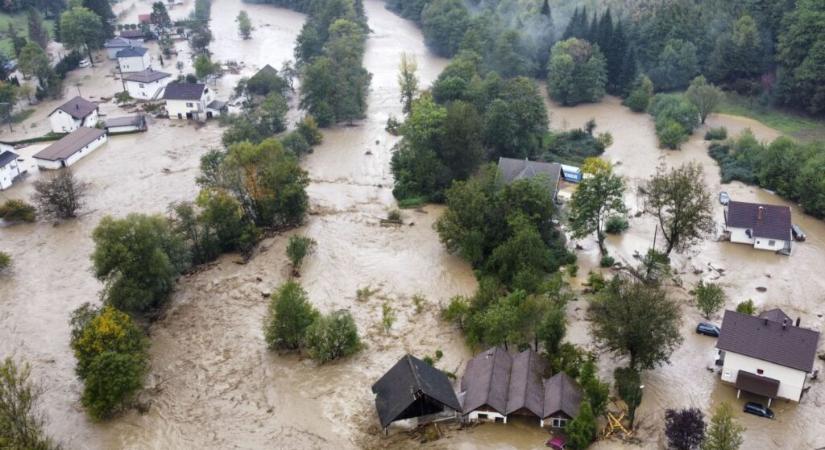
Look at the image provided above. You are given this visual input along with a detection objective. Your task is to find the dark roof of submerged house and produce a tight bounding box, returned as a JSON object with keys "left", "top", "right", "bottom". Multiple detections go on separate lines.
{"left": 104, "top": 37, "right": 138, "bottom": 48}
{"left": 163, "top": 83, "right": 206, "bottom": 100}
{"left": 758, "top": 308, "right": 792, "bottom": 324}
{"left": 116, "top": 46, "right": 149, "bottom": 58}
{"left": 33, "top": 127, "right": 106, "bottom": 162}
{"left": 725, "top": 201, "right": 792, "bottom": 241}
{"left": 51, "top": 96, "right": 97, "bottom": 120}
{"left": 250, "top": 64, "right": 279, "bottom": 80}
{"left": 461, "top": 347, "right": 584, "bottom": 419}
{"left": 498, "top": 157, "right": 562, "bottom": 196}
{"left": 123, "top": 68, "right": 171, "bottom": 83}
{"left": 0, "top": 150, "right": 18, "bottom": 167}
{"left": 717, "top": 309, "right": 820, "bottom": 372}
{"left": 372, "top": 354, "right": 461, "bottom": 429}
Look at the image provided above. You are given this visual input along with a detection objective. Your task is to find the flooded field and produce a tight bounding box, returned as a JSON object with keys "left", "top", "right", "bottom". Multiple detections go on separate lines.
{"left": 1, "top": 0, "right": 823, "bottom": 449}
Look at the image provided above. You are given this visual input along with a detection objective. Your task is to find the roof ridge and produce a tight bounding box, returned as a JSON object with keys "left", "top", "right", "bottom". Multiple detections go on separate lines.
{"left": 406, "top": 354, "right": 423, "bottom": 391}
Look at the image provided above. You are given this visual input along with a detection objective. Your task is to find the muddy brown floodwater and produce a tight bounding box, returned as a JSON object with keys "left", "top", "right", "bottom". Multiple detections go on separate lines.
{"left": 1, "top": 1, "right": 824, "bottom": 449}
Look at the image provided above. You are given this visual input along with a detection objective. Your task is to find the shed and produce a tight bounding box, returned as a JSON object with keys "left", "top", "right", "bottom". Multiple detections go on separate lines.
{"left": 0, "top": 150, "right": 21, "bottom": 190}
{"left": 33, "top": 127, "right": 108, "bottom": 170}
{"left": 105, "top": 115, "right": 147, "bottom": 134}
{"left": 372, "top": 354, "right": 461, "bottom": 431}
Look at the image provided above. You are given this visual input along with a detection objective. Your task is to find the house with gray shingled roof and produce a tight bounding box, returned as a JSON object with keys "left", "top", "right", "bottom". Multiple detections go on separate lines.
{"left": 498, "top": 157, "right": 563, "bottom": 200}
{"left": 717, "top": 309, "right": 820, "bottom": 405}
{"left": 724, "top": 200, "right": 792, "bottom": 253}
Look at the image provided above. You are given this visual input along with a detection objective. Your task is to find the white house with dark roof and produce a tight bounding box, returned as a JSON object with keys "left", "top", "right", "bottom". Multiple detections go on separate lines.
{"left": 117, "top": 46, "right": 151, "bottom": 72}
{"left": 0, "top": 150, "right": 22, "bottom": 189}
{"left": 725, "top": 201, "right": 792, "bottom": 253}
{"left": 104, "top": 37, "right": 142, "bottom": 59}
{"left": 33, "top": 127, "right": 108, "bottom": 170}
{"left": 123, "top": 69, "right": 172, "bottom": 100}
{"left": 163, "top": 83, "right": 216, "bottom": 121}
{"left": 498, "top": 157, "right": 563, "bottom": 200}
{"left": 716, "top": 309, "right": 820, "bottom": 405}
{"left": 49, "top": 96, "right": 99, "bottom": 133}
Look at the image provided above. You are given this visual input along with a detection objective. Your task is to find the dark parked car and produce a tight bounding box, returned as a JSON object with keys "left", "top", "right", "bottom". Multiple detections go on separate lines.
{"left": 696, "top": 322, "right": 720, "bottom": 337}
{"left": 792, "top": 224, "right": 806, "bottom": 242}
{"left": 743, "top": 402, "right": 774, "bottom": 419}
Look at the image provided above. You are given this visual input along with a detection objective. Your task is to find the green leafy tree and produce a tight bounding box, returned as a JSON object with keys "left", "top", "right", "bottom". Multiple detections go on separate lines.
{"left": 286, "top": 235, "right": 316, "bottom": 275}
{"left": 150, "top": 2, "right": 172, "bottom": 32}
{"left": 398, "top": 52, "right": 418, "bottom": 114}
{"left": 709, "top": 14, "right": 764, "bottom": 84}
{"left": 237, "top": 10, "right": 252, "bottom": 39}
{"left": 566, "top": 401, "right": 597, "bottom": 450}
{"left": 694, "top": 281, "right": 726, "bottom": 319}
{"left": 421, "top": 0, "right": 471, "bottom": 57}
{"left": 623, "top": 74, "right": 654, "bottom": 112}
{"left": 81, "top": 0, "right": 115, "bottom": 39}
{"left": 702, "top": 403, "right": 745, "bottom": 450}
{"left": 305, "top": 310, "right": 361, "bottom": 363}
{"left": 0, "top": 358, "right": 61, "bottom": 450}
{"left": 27, "top": 8, "right": 49, "bottom": 49}
{"left": 568, "top": 163, "right": 626, "bottom": 255}
{"left": 60, "top": 7, "right": 104, "bottom": 67}
{"left": 193, "top": 55, "right": 219, "bottom": 81}
{"left": 256, "top": 92, "right": 289, "bottom": 135}
{"left": 644, "top": 163, "right": 715, "bottom": 255}
{"left": 776, "top": 0, "right": 825, "bottom": 114}
{"left": 91, "top": 214, "right": 189, "bottom": 314}
{"left": 614, "top": 366, "right": 643, "bottom": 426}
{"left": 547, "top": 38, "right": 607, "bottom": 106}
{"left": 736, "top": 300, "right": 756, "bottom": 315}
{"left": 588, "top": 276, "right": 683, "bottom": 370}
{"left": 17, "top": 42, "right": 50, "bottom": 79}
{"left": 650, "top": 39, "right": 698, "bottom": 91}
{"left": 579, "top": 358, "right": 609, "bottom": 416}
{"left": 686, "top": 76, "right": 723, "bottom": 124}
{"left": 484, "top": 77, "right": 548, "bottom": 159}
{"left": 32, "top": 169, "right": 89, "bottom": 220}
{"left": 263, "top": 281, "right": 319, "bottom": 351}
{"left": 537, "top": 304, "right": 566, "bottom": 354}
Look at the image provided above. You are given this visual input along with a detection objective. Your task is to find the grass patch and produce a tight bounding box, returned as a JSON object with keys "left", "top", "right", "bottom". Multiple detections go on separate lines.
{"left": 397, "top": 196, "right": 427, "bottom": 209}
{"left": 10, "top": 108, "right": 33, "bottom": 123}
{"left": 0, "top": 12, "right": 56, "bottom": 58}
{"left": 717, "top": 93, "right": 825, "bottom": 142}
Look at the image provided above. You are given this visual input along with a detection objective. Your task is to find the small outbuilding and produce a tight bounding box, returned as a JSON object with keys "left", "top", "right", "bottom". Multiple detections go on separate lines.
{"left": 104, "top": 37, "right": 142, "bottom": 59}
{"left": 48, "top": 96, "right": 99, "bottom": 133}
{"left": 123, "top": 68, "right": 172, "bottom": 100}
{"left": 118, "top": 29, "right": 146, "bottom": 41}
{"left": 117, "top": 46, "right": 151, "bottom": 73}
{"left": 724, "top": 201, "right": 792, "bottom": 253}
{"left": 0, "top": 150, "right": 22, "bottom": 190}
{"left": 104, "top": 115, "right": 147, "bottom": 134}
{"left": 33, "top": 127, "right": 108, "bottom": 170}
{"left": 372, "top": 354, "right": 461, "bottom": 432}
{"left": 498, "top": 157, "right": 563, "bottom": 200}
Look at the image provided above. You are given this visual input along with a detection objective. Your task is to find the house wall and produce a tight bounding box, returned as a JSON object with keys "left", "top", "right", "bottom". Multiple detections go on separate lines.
{"left": 126, "top": 78, "right": 170, "bottom": 100}
{"left": 728, "top": 227, "right": 755, "bottom": 245}
{"left": 107, "top": 124, "right": 142, "bottom": 134}
{"left": 540, "top": 413, "right": 572, "bottom": 428}
{"left": 720, "top": 351, "right": 808, "bottom": 401}
{"left": 167, "top": 98, "right": 206, "bottom": 120}
{"left": 34, "top": 134, "right": 108, "bottom": 170}
{"left": 119, "top": 53, "right": 151, "bottom": 72}
{"left": 49, "top": 110, "right": 81, "bottom": 133}
{"left": 0, "top": 160, "right": 20, "bottom": 190}
{"left": 466, "top": 408, "right": 507, "bottom": 423}
{"left": 754, "top": 237, "right": 788, "bottom": 252}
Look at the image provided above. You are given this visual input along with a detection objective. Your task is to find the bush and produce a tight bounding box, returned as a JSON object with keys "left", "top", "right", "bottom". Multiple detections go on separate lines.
{"left": 657, "top": 119, "right": 689, "bottom": 149}
{"left": 263, "top": 281, "right": 318, "bottom": 351}
{"left": 694, "top": 280, "right": 726, "bottom": 319}
{"left": 0, "top": 251, "right": 10, "bottom": 273}
{"left": 0, "top": 199, "right": 37, "bottom": 223}
{"left": 566, "top": 263, "right": 579, "bottom": 278}
{"left": 649, "top": 94, "right": 699, "bottom": 149}
{"left": 32, "top": 169, "right": 89, "bottom": 220}
{"left": 586, "top": 271, "right": 606, "bottom": 292}
{"left": 296, "top": 115, "right": 323, "bottom": 146}
{"left": 605, "top": 216, "right": 629, "bottom": 234}
{"left": 623, "top": 75, "right": 654, "bottom": 113}
{"left": 286, "top": 235, "right": 316, "bottom": 275}
{"left": 280, "top": 131, "right": 311, "bottom": 156}
{"left": 600, "top": 255, "right": 615, "bottom": 268}
{"left": 704, "top": 127, "right": 728, "bottom": 141}
{"left": 736, "top": 299, "right": 756, "bottom": 315}
{"left": 69, "top": 305, "right": 148, "bottom": 420}
{"left": 305, "top": 310, "right": 361, "bottom": 364}
{"left": 386, "top": 209, "right": 401, "bottom": 222}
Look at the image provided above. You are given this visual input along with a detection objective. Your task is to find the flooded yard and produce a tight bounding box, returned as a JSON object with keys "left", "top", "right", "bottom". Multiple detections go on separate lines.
{"left": 0, "top": 0, "right": 823, "bottom": 449}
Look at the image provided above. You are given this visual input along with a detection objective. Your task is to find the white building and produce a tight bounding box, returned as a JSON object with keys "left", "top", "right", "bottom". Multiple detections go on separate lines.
{"left": 33, "top": 127, "right": 108, "bottom": 170}
{"left": 123, "top": 69, "right": 172, "bottom": 100}
{"left": 104, "top": 115, "right": 146, "bottom": 134}
{"left": 104, "top": 37, "right": 142, "bottom": 59}
{"left": 0, "top": 150, "right": 21, "bottom": 190}
{"left": 725, "top": 201, "right": 792, "bottom": 253}
{"left": 48, "top": 97, "right": 99, "bottom": 133}
{"left": 163, "top": 83, "right": 217, "bottom": 121}
{"left": 717, "top": 309, "right": 820, "bottom": 405}
{"left": 117, "top": 47, "right": 151, "bottom": 73}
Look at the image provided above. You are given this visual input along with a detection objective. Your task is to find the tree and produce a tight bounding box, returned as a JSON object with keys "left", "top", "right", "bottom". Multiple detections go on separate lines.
{"left": 537, "top": 305, "right": 565, "bottom": 354}
{"left": 263, "top": 281, "right": 319, "bottom": 351}
{"left": 0, "top": 358, "right": 60, "bottom": 450}
{"left": 547, "top": 38, "right": 607, "bottom": 106}
{"left": 686, "top": 76, "right": 723, "bottom": 124}
{"left": 589, "top": 276, "right": 683, "bottom": 370}
{"left": 193, "top": 55, "right": 219, "bottom": 81}
{"left": 150, "top": 2, "right": 172, "bottom": 35}
{"left": 736, "top": 300, "right": 756, "bottom": 315}
{"left": 644, "top": 163, "right": 715, "bottom": 255}
{"left": 614, "top": 367, "right": 643, "bottom": 426}
{"left": 579, "top": 358, "right": 609, "bottom": 416}
{"left": 237, "top": 10, "right": 252, "bottom": 39}
{"left": 709, "top": 15, "right": 764, "bottom": 84}
{"left": 694, "top": 281, "right": 726, "bottom": 319}
{"left": 256, "top": 91, "right": 289, "bottom": 135}
{"left": 32, "top": 169, "right": 89, "bottom": 220}
{"left": 566, "top": 402, "right": 597, "bottom": 450}
{"left": 81, "top": 0, "right": 115, "bottom": 39}
{"left": 650, "top": 39, "right": 698, "bottom": 91}
{"left": 702, "top": 403, "right": 745, "bottom": 450}
{"left": 69, "top": 305, "right": 148, "bottom": 420}
{"left": 666, "top": 408, "right": 706, "bottom": 450}
{"left": 7, "top": 24, "right": 26, "bottom": 57}
{"left": 398, "top": 53, "right": 418, "bottom": 114}
{"left": 776, "top": 0, "right": 825, "bottom": 114}
{"left": 60, "top": 7, "right": 104, "bottom": 67}
{"left": 568, "top": 162, "right": 626, "bottom": 255}
{"left": 17, "top": 42, "right": 50, "bottom": 80}
{"left": 305, "top": 310, "right": 361, "bottom": 363}
{"left": 286, "top": 235, "right": 316, "bottom": 276}
{"left": 623, "top": 75, "right": 654, "bottom": 112}
{"left": 483, "top": 77, "right": 548, "bottom": 159}
{"left": 27, "top": 8, "right": 49, "bottom": 49}
{"left": 420, "top": 0, "right": 471, "bottom": 57}
{"left": 91, "top": 214, "right": 189, "bottom": 314}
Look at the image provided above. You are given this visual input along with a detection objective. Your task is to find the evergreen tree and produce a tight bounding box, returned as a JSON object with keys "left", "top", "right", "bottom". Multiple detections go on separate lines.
{"left": 27, "top": 8, "right": 49, "bottom": 50}
{"left": 563, "top": 7, "right": 579, "bottom": 40}
{"left": 541, "top": 0, "right": 551, "bottom": 18}
{"left": 615, "top": 44, "right": 638, "bottom": 96}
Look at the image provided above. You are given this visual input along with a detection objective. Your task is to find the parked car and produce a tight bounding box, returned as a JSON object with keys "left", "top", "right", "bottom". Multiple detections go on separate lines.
{"left": 696, "top": 322, "right": 720, "bottom": 337}
{"left": 743, "top": 402, "right": 774, "bottom": 419}
{"left": 719, "top": 191, "right": 730, "bottom": 205}
{"left": 792, "top": 224, "right": 806, "bottom": 242}
{"left": 78, "top": 58, "right": 91, "bottom": 68}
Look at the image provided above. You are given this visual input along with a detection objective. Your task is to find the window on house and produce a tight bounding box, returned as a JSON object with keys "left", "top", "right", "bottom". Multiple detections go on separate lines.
{"left": 552, "top": 418, "right": 568, "bottom": 428}
{"left": 757, "top": 369, "right": 764, "bottom": 375}
{"left": 768, "top": 240, "right": 775, "bottom": 246}
{"left": 477, "top": 413, "right": 487, "bottom": 420}
{"left": 186, "top": 102, "right": 193, "bottom": 107}
{"left": 139, "top": 83, "right": 144, "bottom": 88}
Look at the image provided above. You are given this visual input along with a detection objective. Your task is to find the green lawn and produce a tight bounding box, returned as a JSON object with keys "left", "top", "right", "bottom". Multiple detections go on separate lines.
{"left": 0, "top": 12, "right": 56, "bottom": 59}
{"left": 717, "top": 93, "right": 825, "bottom": 142}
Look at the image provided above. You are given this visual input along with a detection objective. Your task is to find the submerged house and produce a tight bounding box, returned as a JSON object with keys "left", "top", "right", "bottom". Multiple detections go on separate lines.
{"left": 163, "top": 83, "right": 221, "bottom": 121}
{"left": 33, "top": 127, "right": 108, "bottom": 170}
{"left": 117, "top": 46, "right": 151, "bottom": 73}
{"left": 724, "top": 201, "right": 792, "bottom": 253}
{"left": 123, "top": 68, "right": 172, "bottom": 100}
{"left": 460, "top": 347, "right": 583, "bottom": 428}
{"left": 0, "top": 150, "right": 22, "bottom": 190}
{"left": 48, "top": 96, "right": 99, "bottom": 133}
{"left": 498, "top": 157, "right": 563, "bottom": 200}
{"left": 104, "top": 37, "right": 142, "bottom": 59}
{"left": 717, "top": 309, "right": 820, "bottom": 405}
{"left": 372, "top": 354, "right": 461, "bottom": 432}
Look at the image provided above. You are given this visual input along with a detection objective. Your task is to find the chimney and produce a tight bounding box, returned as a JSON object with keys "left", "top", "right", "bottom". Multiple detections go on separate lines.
{"left": 782, "top": 319, "right": 788, "bottom": 329}
{"left": 763, "top": 318, "right": 768, "bottom": 325}
{"left": 757, "top": 206, "right": 765, "bottom": 221}
{"left": 796, "top": 317, "right": 801, "bottom": 327}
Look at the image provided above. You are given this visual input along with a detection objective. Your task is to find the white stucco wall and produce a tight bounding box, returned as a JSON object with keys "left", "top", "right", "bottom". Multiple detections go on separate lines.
{"left": 720, "top": 351, "right": 808, "bottom": 401}
{"left": 34, "top": 134, "right": 108, "bottom": 170}
{"left": 49, "top": 110, "right": 81, "bottom": 133}
{"left": 119, "top": 53, "right": 151, "bottom": 72}
{"left": 467, "top": 410, "right": 507, "bottom": 423}
{"left": 167, "top": 98, "right": 205, "bottom": 119}
{"left": 754, "top": 237, "right": 788, "bottom": 251}
{"left": 0, "top": 160, "right": 20, "bottom": 189}
{"left": 126, "top": 78, "right": 171, "bottom": 100}
{"left": 728, "top": 227, "right": 754, "bottom": 245}
{"left": 728, "top": 227, "right": 788, "bottom": 251}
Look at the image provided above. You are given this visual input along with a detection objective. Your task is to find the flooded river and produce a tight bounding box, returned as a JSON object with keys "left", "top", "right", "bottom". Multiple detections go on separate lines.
{"left": 1, "top": 1, "right": 823, "bottom": 449}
